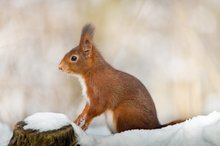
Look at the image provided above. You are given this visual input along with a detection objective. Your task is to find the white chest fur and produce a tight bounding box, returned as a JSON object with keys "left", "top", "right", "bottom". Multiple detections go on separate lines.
{"left": 75, "top": 75, "right": 90, "bottom": 104}
{"left": 105, "top": 110, "right": 116, "bottom": 133}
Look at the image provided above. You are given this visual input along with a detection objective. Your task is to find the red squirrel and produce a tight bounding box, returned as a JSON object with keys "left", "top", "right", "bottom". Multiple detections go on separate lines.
{"left": 59, "top": 24, "right": 183, "bottom": 133}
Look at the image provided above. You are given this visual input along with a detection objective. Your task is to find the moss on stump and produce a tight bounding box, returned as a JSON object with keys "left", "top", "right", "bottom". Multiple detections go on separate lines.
{"left": 8, "top": 121, "right": 78, "bottom": 146}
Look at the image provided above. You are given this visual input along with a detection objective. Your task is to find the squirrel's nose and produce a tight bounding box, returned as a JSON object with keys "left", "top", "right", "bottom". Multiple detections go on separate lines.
{"left": 58, "top": 63, "right": 63, "bottom": 71}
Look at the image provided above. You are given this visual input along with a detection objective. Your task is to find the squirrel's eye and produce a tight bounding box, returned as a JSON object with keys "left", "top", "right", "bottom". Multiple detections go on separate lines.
{"left": 71, "top": 55, "right": 78, "bottom": 62}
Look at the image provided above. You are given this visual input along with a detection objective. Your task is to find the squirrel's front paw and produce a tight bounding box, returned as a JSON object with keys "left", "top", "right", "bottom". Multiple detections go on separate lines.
{"left": 81, "top": 123, "right": 89, "bottom": 130}
{"left": 74, "top": 115, "right": 86, "bottom": 127}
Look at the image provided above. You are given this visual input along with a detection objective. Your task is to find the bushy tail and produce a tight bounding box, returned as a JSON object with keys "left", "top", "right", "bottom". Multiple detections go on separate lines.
{"left": 159, "top": 119, "right": 186, "bottom": 128}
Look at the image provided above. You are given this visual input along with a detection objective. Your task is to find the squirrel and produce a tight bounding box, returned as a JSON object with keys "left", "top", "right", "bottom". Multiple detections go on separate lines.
{"left": 59, "top": 24, "right": 184, "bottom": 133}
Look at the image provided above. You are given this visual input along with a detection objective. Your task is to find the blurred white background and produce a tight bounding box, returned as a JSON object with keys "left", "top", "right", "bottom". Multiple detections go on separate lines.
{"left": 0, "top": 0, "right": 220, "bottom": 130}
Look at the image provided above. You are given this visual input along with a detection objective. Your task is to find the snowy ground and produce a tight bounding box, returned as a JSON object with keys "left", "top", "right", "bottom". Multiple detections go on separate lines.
{"left": 1, "top": 112, "right": 220, "bottom": 146}
{"left": 75, "top": 111, "right": 220, "bottom": 146}
{"left": 0, "top": 122, "right": 12, "bottom": 146}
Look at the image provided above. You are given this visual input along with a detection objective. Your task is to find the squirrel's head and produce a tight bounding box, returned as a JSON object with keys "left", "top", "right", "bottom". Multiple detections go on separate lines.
{"left": 59, "top": 24, "right": 97, "bottom": 75}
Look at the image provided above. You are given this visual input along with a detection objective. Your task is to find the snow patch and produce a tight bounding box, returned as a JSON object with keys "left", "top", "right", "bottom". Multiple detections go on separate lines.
{"left": 23, "top": 112, "right": 72, "bottom": 132}
{"left": 74, "top": 111, "right": 220, "bottom": 146}
{"left": 0, "top": 122, "right": 12, "bottom": 146}
{"left": 71, "top": 122, "right": 86, "bottom": 137}
{"left": 86, "top": 125, "right": 111, "bottom": 136}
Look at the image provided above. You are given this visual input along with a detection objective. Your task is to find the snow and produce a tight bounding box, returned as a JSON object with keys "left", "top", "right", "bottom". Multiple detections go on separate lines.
{"left": 23, "top": 112, "right": 72, "bottom": 132}
{"left": 74, "top": 111, "right": 220, "bottom": 146}
{"left": 0, "top": 122, "right": 12, "bottom": 146}
{"left": 1, "top": 112, "right": 220, "bottom": 146}
{"left": 86, "top": 125, "right": 111, "bottom": 136}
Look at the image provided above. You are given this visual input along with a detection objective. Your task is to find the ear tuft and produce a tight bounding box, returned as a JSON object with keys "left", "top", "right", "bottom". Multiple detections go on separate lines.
{"left": 79, "top": 24, "right": 95, "bottom": 58}
{"left": 81, "top": 23, "right": 95, "bottom": 39}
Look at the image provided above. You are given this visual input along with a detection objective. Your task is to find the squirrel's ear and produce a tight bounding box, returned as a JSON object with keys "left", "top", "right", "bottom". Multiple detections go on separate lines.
{"left": 79, "top": 24, "right": 95, "bottom": 58}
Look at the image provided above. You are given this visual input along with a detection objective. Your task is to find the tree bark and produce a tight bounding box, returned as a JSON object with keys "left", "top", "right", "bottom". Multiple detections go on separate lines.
{"left": 8, "top": 121, "right": 77, "bottom": 146}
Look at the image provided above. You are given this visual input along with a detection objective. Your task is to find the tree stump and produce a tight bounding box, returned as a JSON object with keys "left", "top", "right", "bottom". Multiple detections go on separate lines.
{"left": 8, "top": 113, "right": 78, "bottom": 146}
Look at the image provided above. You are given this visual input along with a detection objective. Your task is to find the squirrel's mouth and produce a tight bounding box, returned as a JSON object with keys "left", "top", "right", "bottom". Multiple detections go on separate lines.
{"left": 62, "top": 69, "right": 75, "bottom": 75}
{"left": 65, "top": 70, "right": 72, "bottom": 74}
{"left": 60, "top": 69, "right": 72, "bottom": 74}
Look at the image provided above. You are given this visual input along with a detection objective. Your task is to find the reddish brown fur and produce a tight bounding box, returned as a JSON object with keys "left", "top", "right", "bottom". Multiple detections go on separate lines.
{"left": 59, "top": 24, "right": 183, "bottom": 133}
